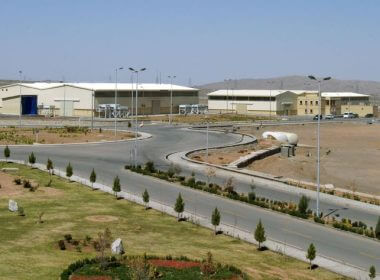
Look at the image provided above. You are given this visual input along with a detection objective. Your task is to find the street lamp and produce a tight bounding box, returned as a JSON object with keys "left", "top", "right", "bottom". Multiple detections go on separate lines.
{"left": 129, "top": 67, "right": 146, "bottom": 167}
{"left": 168, "top": 75, "right": 176, "bottom": 125}
{"left": 114, "top": 67, "right": 124, "bottom": 136}
{"left": 224, "top": 79, "right": 230, "bottom": 113}
{"left": 18, "top": 70, "right": 22, "bottom": 128}
{"left": 268, "top": 81, "right": 275, "bottom": 120}
{"left": 308, "top": 75, "right": 331, "bottom": 217}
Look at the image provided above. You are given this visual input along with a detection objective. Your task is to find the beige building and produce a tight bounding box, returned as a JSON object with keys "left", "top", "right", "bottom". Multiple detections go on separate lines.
{"left": 0, "top": 82, "right": 198, "bottom": 117}
{"left": 296, "top": 91, "right": 377, "bottom": 117}
{"left": 207, "top": 90, "right": 303, "bottom": 116}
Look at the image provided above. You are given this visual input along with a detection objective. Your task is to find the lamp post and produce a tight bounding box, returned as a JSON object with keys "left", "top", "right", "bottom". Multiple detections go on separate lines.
{"left": 308, "top": 75, "right": 331, "bottom": 217}
{"left": 18, "top": 70, "right": 22, "bottom": 128}
{"left": 168, "top": 75, "right": 176, "bottom": 125}
{"left": 206, "top": 115, "right": 209, "bottom": 163}
{"left": 114, "top": 67, "right": 124, "bottom": 136}
{"left": 268, "top": 81, "right": 275, "bottom": 120}
{"left": 224, "top": 79, "right": 230, "bottom": 113}
{"left": 129, "top": 67, "right": 146, "bottom": 167}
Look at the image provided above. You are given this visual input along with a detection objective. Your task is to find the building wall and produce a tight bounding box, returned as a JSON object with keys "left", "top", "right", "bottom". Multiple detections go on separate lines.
{"left": 95, "top": 91, "right": 198, "bottom": 115}
{"left": 275, "top": 91, "right": 298, "bottom": 115}
{"left": 0, "top": 85, "right": 40, "bottom": 113}
{"left": 297, "top": 93, "right": 325, "bottom": 115}
{"left": 1, "top": 96, "right": 21, "bottom": 115}
{"left": 207, "top": 100, "right": 277, "bottom": 114}
{"left": 340, "top": 104, "right": 378, "bottom": 117}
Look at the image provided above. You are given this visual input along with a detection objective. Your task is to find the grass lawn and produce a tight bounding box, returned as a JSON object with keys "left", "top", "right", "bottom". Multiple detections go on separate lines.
{"left": 0, "top": 162, "right": 348, "bottom": 280}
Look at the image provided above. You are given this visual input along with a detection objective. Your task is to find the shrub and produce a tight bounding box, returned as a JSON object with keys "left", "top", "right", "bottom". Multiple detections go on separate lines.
{"left": 4, "top": 145, "right": 10, "bottom": 160}
{"left": 22, "top": 180, "right": 32, "bottom": 189}
{"left": 298, "top": 195, "right": 309, "bottom": 215}
{"left": 13, "top": 178, "right": 22, "bottom": 185}
{"left": 375, "top": 216, "right": 380, "bottom": 240}
{"left": 144, "top": 161, "right": 156, "bottom": 173}
{"left": 58, "top": 240, "right": 66, "bottom": 250}
{"left": 66, "top": 162, "right": 73, "bottom": 178}
{"left": 64, "top": 234, "right": 73, "bottom": 243}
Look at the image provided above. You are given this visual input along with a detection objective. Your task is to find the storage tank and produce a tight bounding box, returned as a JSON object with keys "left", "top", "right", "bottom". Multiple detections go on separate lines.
{"left": 262, "top": 131, "right": 298, "bottom": 145}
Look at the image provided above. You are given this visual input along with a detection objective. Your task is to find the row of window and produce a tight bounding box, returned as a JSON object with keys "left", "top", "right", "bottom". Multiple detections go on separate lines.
{"left": 1, "top": 88, "right": 8, "bottom": 91}
{"left": 299, "top": 100, "right": 318, "bottom": 106}
{"left": 305, "top": 109, "right": 313, "bottom": 114}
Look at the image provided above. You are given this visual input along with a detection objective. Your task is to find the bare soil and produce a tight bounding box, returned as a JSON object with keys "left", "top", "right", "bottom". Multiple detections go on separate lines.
{"left": 0, "top": 171, "right": 63, "bottom": 198}
{"left": 0, "top": 127, "right": 133, "bottom": 145}
{"left": 149, "top": 259, "right": 201, "bottom": 269}
{"left": 190, "top": 139, "right": 279, "bottom": 165}
{"left": 242, "top": 122, "right": 380, "bottom": 195}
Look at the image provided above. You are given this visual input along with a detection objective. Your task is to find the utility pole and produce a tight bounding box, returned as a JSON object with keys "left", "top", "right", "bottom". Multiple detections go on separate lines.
{"left": 114, "top": 67, "right": 124, "bottom": 136}
{"left": 18, "top": 70, "right": 22, "bottom": 128}
{"left": 129, "top": 67, "right": 146, "bottom": 167}
{"left": 168, "top": 75, "right": 176, "bottom": 125}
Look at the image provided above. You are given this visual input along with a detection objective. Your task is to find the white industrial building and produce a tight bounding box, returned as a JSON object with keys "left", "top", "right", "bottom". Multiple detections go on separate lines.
{"left": 207, "top": 89, "right": 307, "bottom": 115}
{"left": 0, "top": 82, "right": 198, "bottom": 117}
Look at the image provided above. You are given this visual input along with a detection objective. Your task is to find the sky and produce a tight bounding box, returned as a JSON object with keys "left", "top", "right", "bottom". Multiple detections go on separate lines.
{"left": 0, "top": 0, "right": 379, "bottom": 85}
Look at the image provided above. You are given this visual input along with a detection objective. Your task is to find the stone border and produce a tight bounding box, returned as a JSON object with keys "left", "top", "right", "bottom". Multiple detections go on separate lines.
{"left": 1, "top": 159, "right": 375, "bottom": 280}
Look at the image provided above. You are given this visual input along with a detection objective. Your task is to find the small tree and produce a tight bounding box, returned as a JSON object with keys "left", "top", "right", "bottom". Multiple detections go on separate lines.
{"left": 248, "top": 180, "right": 256, "bottom": 202}
{"left": 306, "top": 243, "right": 316, "bottom": 270}
{"left": 142, "top": 189, "right": 150, "bottom": 209}
{"left": 4, "top": 145, "right": 10, "bottom": 162}
{"left": 174, "top": 193, "right": 185, "bottom": 220}
{"left": 90, "top": 168, "right": 97, "bottom": 188}
{"left": 113, "top": 175, "right": 121, "bottom": 198}
{"left": 46, "top": 158, "right": 53, "bottom": 177}
{"left": 211, "top": 207, "right": 221, "bottom": 234}
{"left": 254, "top": 219, "right": 266, "bottom": 250}
{"left": 28, "top": 152, "right": 36, "bottom": 167}
{"left": 298, "top": 195, "right": 309, "bottom": 215}
{"left": 66, "top": 162, "right": 73, "bottom": 179}
{"left": 375, "top": 216, "right": 380, "bottom": 240}
{"left": 369, "top": 265, "right": 376, "bottom": 279}
{"left": 206, "top": 167, "right": 216, "bottom": 186}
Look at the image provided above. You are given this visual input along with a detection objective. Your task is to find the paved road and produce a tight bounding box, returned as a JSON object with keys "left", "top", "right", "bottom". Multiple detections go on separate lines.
{"left": 2, "top": 123, "right": 380, "bottom": 273}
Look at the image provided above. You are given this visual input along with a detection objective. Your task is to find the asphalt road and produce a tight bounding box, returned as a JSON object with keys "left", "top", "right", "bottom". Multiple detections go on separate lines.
{"left": 2, "top": 123, "right": 380, "bottom": 272}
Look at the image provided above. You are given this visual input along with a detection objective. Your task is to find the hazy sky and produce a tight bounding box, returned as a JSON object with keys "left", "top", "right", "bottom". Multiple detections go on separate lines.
{"left": 1, "top": 0, "right": 379, "bottom": 85}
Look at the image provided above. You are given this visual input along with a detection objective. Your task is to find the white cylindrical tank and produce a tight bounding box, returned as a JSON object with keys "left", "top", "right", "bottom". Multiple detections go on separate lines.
{"left": 262, "top": 131, "right": 298, "bottom": 145}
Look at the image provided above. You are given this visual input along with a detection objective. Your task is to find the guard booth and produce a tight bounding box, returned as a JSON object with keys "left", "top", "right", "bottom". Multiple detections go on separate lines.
{"left": 21, "top": 96, "right": 38, "bottom": 115}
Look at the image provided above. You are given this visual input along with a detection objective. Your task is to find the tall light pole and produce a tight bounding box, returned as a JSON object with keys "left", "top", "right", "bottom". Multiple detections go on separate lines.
{"left": 114, "top": 67, "right": 124, "bottom": 136}
{"left": 18, "top": 70, "right": 22, "bottom": 128}
{"left": 168, "top": 75, "right": 176, "bottom": 125}
{"left": 224, "top": 79, "right": 230, "bottom": 113}
{"left": 206, "top": 117, "right": 209, "bottom": 163}
{"left": 129, "top": 67, "right": 146, "bottom": 167}
{"left": 308, "top": 75, "right": 331, "bottom": 217}
{"left": 268, "top": 81, "right": 275, "bottom": 120}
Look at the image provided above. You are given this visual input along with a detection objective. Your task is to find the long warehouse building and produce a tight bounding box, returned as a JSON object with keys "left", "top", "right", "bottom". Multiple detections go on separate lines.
{"left": 0, "top": 82, "right": 199, "bottom": 117}
{"left": 207, "top": 89, "right": 376, "bottom": 117}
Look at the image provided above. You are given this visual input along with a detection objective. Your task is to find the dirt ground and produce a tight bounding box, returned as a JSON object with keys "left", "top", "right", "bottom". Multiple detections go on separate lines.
{"left": 190, "top": 139, "right": 279, "bottom": 165}
{"left": 199, "top": 122, "right": 380, "bottom": 196}
{"left": 0, "top": 127, "right": 134, "bottom": 144}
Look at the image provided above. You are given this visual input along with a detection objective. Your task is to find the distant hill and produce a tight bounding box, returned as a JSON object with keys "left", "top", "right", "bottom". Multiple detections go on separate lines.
{"left": 197, "top": 76, "right": 380, "bottom": 104}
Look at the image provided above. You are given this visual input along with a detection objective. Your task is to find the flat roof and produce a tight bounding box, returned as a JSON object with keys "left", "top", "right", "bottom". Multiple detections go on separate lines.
{"left": 321, "top": 92, "right": 369, "bottom": 98}
{"left": 208, "top": 89, "right": 370, "bottom": 98}
{"left": 207, "top": 89, "right": 316, "bottom": 97}
{"left": 1, "top": 82, "right": 197, "bottom": 91}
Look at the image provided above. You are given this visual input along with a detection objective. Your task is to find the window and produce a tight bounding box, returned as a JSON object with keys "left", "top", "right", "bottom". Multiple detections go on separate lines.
{"left": 310, "top": 109, "right": 313, "bottom": 114}
{"left": 305, "top": 101, "right": 308, "bottom": 105}
{"left": 305, "top": 109, "right": 307, "bottom": 114}
{"left": 316, "top": 101, "right": 318, "bottom": 105}
{"left": 299, "top": 100, "right": 303, "bottom": 105}
{"left": 310, "top": 101, "right": 313, "bottom": 105}
{"left": 326, "top": 100, "right": 329, "bottom": 105}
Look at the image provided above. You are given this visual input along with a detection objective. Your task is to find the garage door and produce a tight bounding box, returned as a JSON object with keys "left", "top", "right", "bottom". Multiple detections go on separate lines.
{"left": 152, "top": 100, "right": 160, "bottom": 115}
{"left": 236, "top": 104, "right": 248, "bottom": 114}
{"left": 21, "top": 96, "right": 37, "bottom": 115}
{"left": 59, "top": 100, "right": 74, "bottom": 116}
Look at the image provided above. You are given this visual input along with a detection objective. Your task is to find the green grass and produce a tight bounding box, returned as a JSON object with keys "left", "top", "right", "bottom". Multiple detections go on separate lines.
{"left": 0, "top": 163, "right": 348, "bottom": 280}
